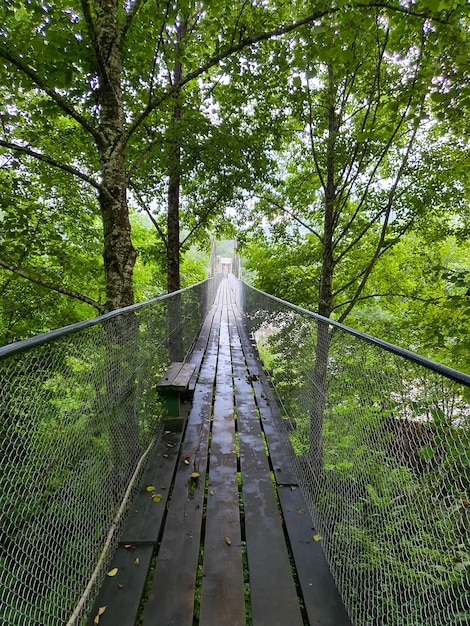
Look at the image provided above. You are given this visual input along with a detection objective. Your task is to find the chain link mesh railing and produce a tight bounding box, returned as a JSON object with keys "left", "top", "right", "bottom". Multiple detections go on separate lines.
{"left": 237, "top": 278, "right": 470, "bottom": 626}
{"left": 0, "top": 276, "right": 221, "bottom": 626}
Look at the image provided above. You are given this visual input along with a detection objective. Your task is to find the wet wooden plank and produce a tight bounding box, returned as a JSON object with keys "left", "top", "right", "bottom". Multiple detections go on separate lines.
{"left": 199, "top": 305, "right": 246, "bottom": 626}
{"left": 85, "top": 544, "right": 153, "bottom": 626}
{"left": 188, "top": 302, "right": 218, "bottom": 373}
{"left": 156, "top": 361, "right": 184, "bottom": 386}
{"left": 231, "top": 344, "right": 304, "bottom": 626}
{"left": 120, "top": 429, "right": 182, "bottom": 545}
{"left": 278, "top": 486, "right": 352, "bottom": 626}
{"left": 171, "top": 362, "right": 196, "bottom": 389}
{"left": 229, "top": 306, "right": 297, "bottom": 485}
{"left": 141, "top": 314, "right": 219, "bottom": 626}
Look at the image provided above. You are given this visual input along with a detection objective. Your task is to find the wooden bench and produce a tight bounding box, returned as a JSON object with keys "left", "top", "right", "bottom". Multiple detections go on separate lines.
{"left": 156, "top": 362, "right": 196, "bottom": 417}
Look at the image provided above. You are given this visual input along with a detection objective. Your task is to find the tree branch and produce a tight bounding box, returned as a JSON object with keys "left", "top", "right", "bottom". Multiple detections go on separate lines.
{"left": 146, "top": 0, "right": 172, "bottom": 105}
{"left": 306, "top": 78, "right": 326, "bottom": 192}
{"left": 0, "top": 45, "right": 101, "bottom": 143}
{"left": 0, "top": 258, "right": 105, "bottom": 313}
{"left": 126, "top": 6, "right": 346, "bottom": 139}
{"left": 0, "top": 140, "right": 102, "bottom": 191}
{"left": 336, "top": 20, "right": 389, "bottom": 196}
{"left": 126, "top": 1, "right": 436, "bottom": 141}
{"left": 121, "top": 0, "right": 149, "bottom": 41}
{"left": 333, "top": 204, "right": 388, "bottom": 267}
{"left": 335, "top": 214, "right": 416, "bottom": 323}
{"left": 129, "top": 182, "right": 168, "bottom": 250}
{"left": 80, "top": 0, "right": 108, "bottom": 91}
{"left": 127, "top": 133, "right": 163, "bottom": 181}
{"left": 331, "top": 292, "right": 443, "bottom": 311}
{"left": 229, "top": 0, "right": 251, "bottom": 49}
{"left": 333, "top": 39, "right": 424, "bottom": 251}
{"left": 254, "top": 194, "right": 323, "bottom": 242}
{"left": 180, "top": 193, "right": 227, "bottom": 247}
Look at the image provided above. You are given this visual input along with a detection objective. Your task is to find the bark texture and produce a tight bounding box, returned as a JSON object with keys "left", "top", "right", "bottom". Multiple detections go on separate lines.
{"left": 95, "top": 0, "right": 136, "bottom": 311}
{"left": 166, "top": 18, "right": 187, "bottom": 295}
{"left": 88, "top": 1, "right": 140, "bottom": 488}
{"left": 310, "top": 63, "right": 337, "bottom": 474}
{"left": 166, "top": 18, "right": 188, "bottom": 359}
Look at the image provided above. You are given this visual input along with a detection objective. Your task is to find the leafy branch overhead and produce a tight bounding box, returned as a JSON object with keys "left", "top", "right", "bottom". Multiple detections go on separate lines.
{"left": 0, "top": 0, "right": 468, "bottom": 356}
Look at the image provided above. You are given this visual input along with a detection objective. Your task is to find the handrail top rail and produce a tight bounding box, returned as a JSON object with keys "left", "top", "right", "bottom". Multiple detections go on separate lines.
{"left": 2, "top": 274, "right": 468, "bottom": 388}
{"left": 0, "top": 278, "right": 211, "bottom": 361}
{"left": 240, "top": 279, "right": 470, "bottom": 388}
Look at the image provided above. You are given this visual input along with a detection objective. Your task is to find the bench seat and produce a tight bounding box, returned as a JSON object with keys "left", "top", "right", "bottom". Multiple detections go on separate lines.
{"left": 156, "top": 362, "right": 196, "bottom": 417}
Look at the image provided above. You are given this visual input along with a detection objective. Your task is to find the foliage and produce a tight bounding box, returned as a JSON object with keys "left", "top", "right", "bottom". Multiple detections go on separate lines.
{"left": 240, "top": 2, "right": 469, "bottom": 373}
{"left": 0, "top": 0, "right": 468, "bottom": 344}
{"left": 0, "top": 161, "right": 104, "bottom": 341}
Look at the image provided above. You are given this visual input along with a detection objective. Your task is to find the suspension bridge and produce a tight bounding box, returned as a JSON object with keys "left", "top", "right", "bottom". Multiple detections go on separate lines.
{"left": 0, "top": 274, "right": 469, "bottom": 626}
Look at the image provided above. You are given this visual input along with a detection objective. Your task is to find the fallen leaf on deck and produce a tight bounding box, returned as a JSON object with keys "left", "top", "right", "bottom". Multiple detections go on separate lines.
{"left": 107, "top": 568, "right": 118, "bottom": 577}
{"left": 225, "top": 537, "right": 232, "bottom": 545}
{"left": 162, "top": 454, "right": 169, "bottom": 458}
{"left": 117, "top": 584, "right": 124, "bottom": 590}
{"left": 191, "top": 472, "right": 200, "bottom": 479}
{"left": 297, "top": 509, "right": 305, "bottom": 515}
{"left": 184, "top": 459, "right": 190, "bottom": 465}
{"left": 313, "top": 534, "right": 322, "bottom": 542}
{"left": 290, "top": 486, "right": 297, "bottom": 491}
{"left": 94, "top": 605, "right": 107, "bottom": 624}
{"left": 134, "top": 558, "right": 140, "bottom": 566}
{"left": 146, "top": 485, "right": 155, "bottom": 492}
{"left": 152, "top": 493, "right": 162, "bottom": 502}
{"left": 123, "top": 544, "right": 132, "bottom": 549}
{"left": 210, "top": 489, "right": 216, "bottom": 495}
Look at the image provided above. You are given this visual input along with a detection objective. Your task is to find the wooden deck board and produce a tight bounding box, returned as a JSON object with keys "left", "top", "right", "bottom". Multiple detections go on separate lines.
{"left": 199, "top": 305, "right": 246, "bottom": 626}
{"left": 120, "top": 429, "right": 183, "bottom": 545}
{"left": 141, "top": 310, "right": 219, "bottom": 626}
{"left": 277, "top": 486, "right": 352, "bottom": 626}
{"left": 231, "top": 327, "right": 305, "bottom": 626}
{"left": 230, "top": 305, "right": 297, "bottom": 485}
{"left": 85, "top": 544, "right": 153, "bottom": 626}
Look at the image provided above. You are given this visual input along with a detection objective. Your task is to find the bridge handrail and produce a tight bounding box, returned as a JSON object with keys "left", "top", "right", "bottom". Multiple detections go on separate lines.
{"left": 241, "top": 280, "right": 470, "bottom": 387}
{"left": 239, "top": 276, "right": 470, "bottom": 626}
{"left": 0, "top": 278, "right": 212, "bottom": 360}
{"left": 0, "top": 275, "right": 221, "bottom": 626}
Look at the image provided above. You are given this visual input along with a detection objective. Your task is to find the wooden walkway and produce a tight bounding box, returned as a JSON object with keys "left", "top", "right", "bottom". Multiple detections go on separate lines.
{"left": 87, "top": 278, "right": 351, "bottom": 626}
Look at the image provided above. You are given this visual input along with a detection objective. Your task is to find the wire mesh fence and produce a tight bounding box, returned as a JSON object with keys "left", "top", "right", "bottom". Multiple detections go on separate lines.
{"left": 237, "top": 279, "right": 470, "bottom": 626}
{"left": 0, "top": 276, "right": 221, "bottom": 626}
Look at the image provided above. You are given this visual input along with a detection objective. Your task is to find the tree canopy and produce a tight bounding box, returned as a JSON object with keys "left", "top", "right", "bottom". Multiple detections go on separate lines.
{"left": 0, "top": 0, "right": 468, "bottom": 368}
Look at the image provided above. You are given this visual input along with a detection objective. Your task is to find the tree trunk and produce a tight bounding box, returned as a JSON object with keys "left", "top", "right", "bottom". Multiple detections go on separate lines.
{"left": 166, "top": 18, "right": 188, "bottom": 295}
{"left": 310, "top": 63, "right": 337, "bottom": 478}
{"left": 167, "top": 104, "right": 184, "bottom": 358}
{"left": 95, "top": 0, "right": 136, "bottom": 312}
{"left": 166, "top": 19, "right": 188, "bottom": 360}
{"left": 94, "top": 1, "right": 139, "bottom": 490}
{"left": 167, "top": 168, "right": 181, "bottom": 294}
